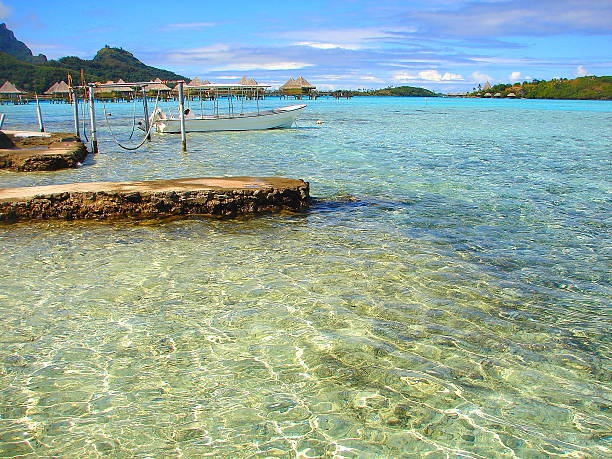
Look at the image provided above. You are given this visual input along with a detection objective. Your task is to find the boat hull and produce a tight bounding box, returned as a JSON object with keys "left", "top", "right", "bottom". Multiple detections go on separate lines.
{"left": 155, "top": 104, "right": 306, "bottom": 133}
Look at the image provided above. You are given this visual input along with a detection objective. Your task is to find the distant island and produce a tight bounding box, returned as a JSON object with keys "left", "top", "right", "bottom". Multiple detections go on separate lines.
{"left": 331, "top": 86, "right": 438, "bottom": 97}
{"left": 470, "top": 76, "right": 611, "bottom": 100}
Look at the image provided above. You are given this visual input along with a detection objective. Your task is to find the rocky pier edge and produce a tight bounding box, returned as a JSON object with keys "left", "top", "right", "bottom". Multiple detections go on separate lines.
{"left": 0, "top": 177, "right": 310, "bottom": 223}
{"left": 0, "top": 131, "right": 88, "bottom": 171}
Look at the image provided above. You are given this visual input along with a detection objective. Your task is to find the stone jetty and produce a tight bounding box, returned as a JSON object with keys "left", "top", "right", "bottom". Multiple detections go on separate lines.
{"left": 0, "top": 130, "right": 88, "bottom": 171}
{"left": 0, "top": 176, "right": 310, "bottom": 223}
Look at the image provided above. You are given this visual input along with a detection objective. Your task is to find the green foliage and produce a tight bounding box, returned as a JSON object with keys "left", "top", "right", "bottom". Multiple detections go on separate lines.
{"left": 362, "top": 86, "right": 438, "bottom": 97}
{"left": 472, "top": 76, "right": 611, "bottom": 100}
{"left": 0, "top": 52, "right": 88, "bottom": 92}
{"left": 328, "top": 86, "right": 438, "bottom": 97}
{"left": 0, "top": 47, "right": 187, "bottom": 93}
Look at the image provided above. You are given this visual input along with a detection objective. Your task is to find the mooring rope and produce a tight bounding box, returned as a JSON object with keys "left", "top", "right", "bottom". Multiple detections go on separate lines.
{"left": 102, "top": 91, "right": 161, "bottom": 151}
{"left": 81, "top": 96, "right": 89, "bottom": 142}
{"left": 127, "top": 94, "right": 138, "bottom": 140}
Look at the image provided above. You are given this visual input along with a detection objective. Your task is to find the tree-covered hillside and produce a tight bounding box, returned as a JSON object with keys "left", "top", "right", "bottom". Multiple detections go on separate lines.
{"left": 472, "top": 76, "right": 611, "bottom": 100}
{"left": 322, "top": 86, "right": 437, "bottom": 97}
{"left": 365, "top": 86, "right": 438, "bottom": 97}
{"left": 47, "top": 47, "right": 187, "bottom": 85}
{"left": 0, "top": 44, "right": 187, "bottom": 93}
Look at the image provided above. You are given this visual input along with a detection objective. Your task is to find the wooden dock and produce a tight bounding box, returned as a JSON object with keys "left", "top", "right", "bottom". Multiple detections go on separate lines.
{"left": 0, "top": 176, "right": 310, "bottom": 223}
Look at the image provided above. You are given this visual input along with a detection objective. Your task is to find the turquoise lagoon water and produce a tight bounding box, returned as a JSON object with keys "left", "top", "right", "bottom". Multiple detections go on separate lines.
{"left": 0, "top": 97, "right": 610, "bottom": 457}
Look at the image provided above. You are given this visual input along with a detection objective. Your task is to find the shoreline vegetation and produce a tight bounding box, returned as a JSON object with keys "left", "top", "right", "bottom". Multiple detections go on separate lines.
{"left": 468, "top": 76, "right": 612, "bottom": 100}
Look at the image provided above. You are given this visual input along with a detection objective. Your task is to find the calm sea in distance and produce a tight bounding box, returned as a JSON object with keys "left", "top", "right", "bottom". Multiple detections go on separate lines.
{"left": 0, "top": 97, "right": 610, "bottom": 457}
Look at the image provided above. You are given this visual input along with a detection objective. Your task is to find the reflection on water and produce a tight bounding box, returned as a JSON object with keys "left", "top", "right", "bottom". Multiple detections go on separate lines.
{"left": 0, "top": 97, "right": 610, "bottom": 457}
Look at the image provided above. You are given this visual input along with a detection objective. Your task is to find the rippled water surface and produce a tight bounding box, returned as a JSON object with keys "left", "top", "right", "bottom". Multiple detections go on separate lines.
{"left": 1, "top": 97, "right": 610, "bottom": 457}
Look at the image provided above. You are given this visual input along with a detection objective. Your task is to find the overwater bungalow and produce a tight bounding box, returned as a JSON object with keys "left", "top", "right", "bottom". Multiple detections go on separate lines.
{"left": 280, "top": 76, "right": 316, "bottom": 98}
{"left": 239, "top": 76, "right": 258, "bottom": 85}
{"left": 146, "top": 78, "right": 172, "bottom": 98}
{"left": 44, "top": 81, "right": 71, "bottom": 102}
{"left": 0, "top": 81, "right": 25, "bottom": 96}
{"left": 44, "top": 82, "right": 59, "bottom": 95}
{"left": 507, "top": 92, "right": 516, "bottom": 98}
{"left": 94, "top": 79, "right": 134, "bottom": 100}
{"left": 187, "top": 77, "right": 210, "bottom": 87}
{"left": 0, "top": 81, "right": 27, "bottom": 104}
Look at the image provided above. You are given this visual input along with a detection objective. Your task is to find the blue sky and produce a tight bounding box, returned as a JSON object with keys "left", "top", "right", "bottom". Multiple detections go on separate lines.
{"left": 3, "top": 0, "right": 611, "bottom": 92}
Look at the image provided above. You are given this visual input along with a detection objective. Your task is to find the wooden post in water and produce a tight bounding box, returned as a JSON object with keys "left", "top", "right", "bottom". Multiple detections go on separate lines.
{"left": 141, "top": 86, "right": 151, "bottom": 141}
{"left": 35, "top": 94, "right": 45, "bottom": 132}
{"left": 0, "top": 113, "right": 5, "bottom": 129}
{"left": 71, "top": 87, "right": 80, "bottom": 139}
{"left": 178, "top": 81, "right": 187, "bottom": 151}
{"left": 88, "top": 85, "right": 98, "bottom": 154}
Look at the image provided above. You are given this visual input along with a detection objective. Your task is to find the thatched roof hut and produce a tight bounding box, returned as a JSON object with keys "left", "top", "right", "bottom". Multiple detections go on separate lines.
{"left": 483, "top": 92, "right": 492, "bottom": 97}
{"left": 280, "top": 77, "right": 296, "bottom": 90}
{"left": 280, "top": 76, "right": 315, "bottom": 95}
{"left": 94, "top": 81, "right": 116, "bottom": 95}
{"left": 44, "top": 82, "right": 59, "bottom": 95}
{"left": 146, "top": 78, "right": 171, "bottom": 92}
{"left": 239, "top": 76, "right": 258, "bottom": 85}
{"left": 49, "top": 81, "right": 71, "bottom": 94}
{"left": 507, "top": 92, "right": 516, "bottom": 98}
{"left": 295, "top": 76, "right": 314, "bottom": 88}
{"left": 494, "top": 92, "right": 502, "bottom": 98}
{"left": 180, "top": 78, "right": 211, "bottom": 93}
{"left": 114, "top": 79, "right": 135, "bottom": 93}
{"left": 0, "top": 81, "right": 25, "bottom": 94}
{"left": 187, "top": 77, "right": 211, "bottom": 87}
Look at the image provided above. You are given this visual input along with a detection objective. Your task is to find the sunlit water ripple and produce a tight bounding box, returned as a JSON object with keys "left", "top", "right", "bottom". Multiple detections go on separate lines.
{"left": 0, "top": 97, "right": 610, "bottom": 457}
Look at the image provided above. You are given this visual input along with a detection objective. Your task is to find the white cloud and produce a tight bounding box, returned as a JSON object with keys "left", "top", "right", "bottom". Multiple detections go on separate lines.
{"left": 278, "top": 27, "right": 416, "bottom": 49}
{"left": 576, "top": 65, "right": 588, "bottom": 77}
{"left": 358, "top": 75, "right": 385, "bottom": 83}
{"left": 294, "top": 41, "right": 361, "bottom": 50}
{"left": 167, "top": 44, "right": 231, "bottom": 62}
{"left": 315, "top": 83, "right": 338, "bottom": 91}
{"left": 472, "top": 71, "right": 493, "bottom": 83}
{"left": 394, "top": 69, "right": 463, "bottom": 82}
{"left": 211, "top": 62, "right": 313, "bottom": 71}
{"left": 0, "top": 2, "right": 10, "bottom": 18}
{"left": 509, "top": 71, "right": 521, "bottom": 81}
{"left": 165, "top": 22, "right": 216, "bottom": 30}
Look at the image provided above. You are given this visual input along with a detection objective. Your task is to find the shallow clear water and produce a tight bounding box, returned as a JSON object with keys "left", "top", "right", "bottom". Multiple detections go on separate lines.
{"left": 0, "top": 97, "right": 610, "bottom": 458}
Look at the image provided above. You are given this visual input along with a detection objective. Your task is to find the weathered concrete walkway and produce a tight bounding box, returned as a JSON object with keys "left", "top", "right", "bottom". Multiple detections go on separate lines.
{"left": 0, "top": 131, "right": 88, "bottom": 171}
{"left": 0, "top": 176, "right": 310, "bottom": 223}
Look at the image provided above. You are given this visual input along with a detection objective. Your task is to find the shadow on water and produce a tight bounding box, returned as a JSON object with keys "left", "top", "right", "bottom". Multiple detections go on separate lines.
{"left": 310, "top": 195, "right": 413, "bottom": 213}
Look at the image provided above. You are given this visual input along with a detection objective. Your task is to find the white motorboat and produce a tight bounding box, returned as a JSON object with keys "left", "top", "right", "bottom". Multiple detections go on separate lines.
{"left": 146, "top": 83, "right": 306, "bottom": 133}
{"left": 151, "top": 104, "right": 306, "bottom": 133}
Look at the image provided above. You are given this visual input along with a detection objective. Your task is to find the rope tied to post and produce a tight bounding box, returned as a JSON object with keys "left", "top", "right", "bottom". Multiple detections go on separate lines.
{"left": 102, "top": 90, "right": 161, "bottom": 151}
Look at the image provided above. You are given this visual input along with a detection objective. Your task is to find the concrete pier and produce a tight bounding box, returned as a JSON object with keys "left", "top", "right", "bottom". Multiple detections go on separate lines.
{"left": 0, "top": 131, "right": 88, "bottom": 171}
{"left": 0, "top": 176, "right": 310, "bottom": 223}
